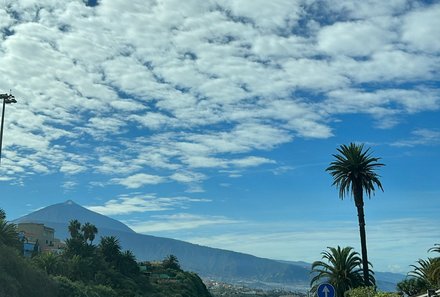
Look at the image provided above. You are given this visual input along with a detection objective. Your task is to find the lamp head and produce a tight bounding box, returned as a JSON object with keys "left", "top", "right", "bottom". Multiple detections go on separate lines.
{"left": 3, "top": 94, "right": 16, "bottom": 104}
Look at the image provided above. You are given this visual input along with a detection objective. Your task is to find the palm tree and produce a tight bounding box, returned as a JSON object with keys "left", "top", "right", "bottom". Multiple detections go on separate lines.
{"left": 0, "top": 208, "right": 5, "bottom": 220}
{"left": 311, "top": 246, "right": 374, "bottom": 297}
{"left": 68, "top": 219, "right": 82, "bottom": 239}
{"left": 32, "top": 252, "right": 63, "bottom": 275}
{"left": 99, "top": 236, "right": 122, "bottom": 264}
{"left": 118, "top": 250, "right": 139, "bottom": 276}
{"left": 81, "top": 222, "right": 98, "bottom": 244}
{"left": 163, "top": 254, "right": 181, "bottom": 271}
{"left": 326, "top": 143, "right": 384, "bottom": 286}
{"left": 0, "top": 208, "right": 20, "bottom": 248}
{"left": 429, "top": 244, "right": 440, "bottom": 254}
{"left": 410, "top": 258, "right": 440, "bottom": 289}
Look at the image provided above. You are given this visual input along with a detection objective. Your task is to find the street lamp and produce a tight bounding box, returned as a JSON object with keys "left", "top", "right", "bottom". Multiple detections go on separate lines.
{"left": 0, "top": 92, "right": 17, "bottom": 165}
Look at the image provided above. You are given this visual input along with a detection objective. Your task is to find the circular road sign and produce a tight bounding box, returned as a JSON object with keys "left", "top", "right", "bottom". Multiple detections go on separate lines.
{"left": 317, "top": 283, "right": 336, "bottom": 297}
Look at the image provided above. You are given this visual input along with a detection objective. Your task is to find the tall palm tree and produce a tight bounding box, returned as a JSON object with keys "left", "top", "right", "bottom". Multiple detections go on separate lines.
{"left": 68, "top": 219, "right": 82, "bottom": 239}
{"left": 326, "top": 143, "right": 384, "bottom": 286}
{"left": 311, "top": 246, "right": 374, "bottom": 297}
{"left": 81, "top": 222, "right": 98, "bottom": 244}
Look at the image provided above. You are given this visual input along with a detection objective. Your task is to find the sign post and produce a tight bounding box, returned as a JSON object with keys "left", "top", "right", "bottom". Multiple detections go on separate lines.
{"left": 317, "top": 283, "right": 336, "bottom": 297}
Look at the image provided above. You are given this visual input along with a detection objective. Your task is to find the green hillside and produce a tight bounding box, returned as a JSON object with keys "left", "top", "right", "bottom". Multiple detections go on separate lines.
{"left": 1, "top": 208, "right": 211, "bottom": 297}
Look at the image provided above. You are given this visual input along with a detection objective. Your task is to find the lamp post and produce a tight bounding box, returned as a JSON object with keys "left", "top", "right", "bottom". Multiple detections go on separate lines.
{"left": 0, "top": 93, "right": 17, "bottom": 165}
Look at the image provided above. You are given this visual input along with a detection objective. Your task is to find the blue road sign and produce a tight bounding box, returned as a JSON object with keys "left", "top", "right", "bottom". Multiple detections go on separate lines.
{"left": 317, "top": 283, "right": 335, "bottom": 297}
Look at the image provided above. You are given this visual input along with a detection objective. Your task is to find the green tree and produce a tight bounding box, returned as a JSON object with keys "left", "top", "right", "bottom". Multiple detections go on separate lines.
{"left": 0, "top": 208, "right": 5, "bottom": 220}
{"left": 397, "top": 278, "right": 429, "bottom": 296}
{"left": 81, "top": 222, "right": 98, "bottom": 244}
{"left": 118, "top": 250, "right": 140, "bottom": 276}
{"left": 311, "top": 246, "right": 374, "bottom": 297}
{"left": 326, "top": 143, "right": 384, "bottom": 286}
{"left": 99, "top": 235, "right": 122, "bottom": 265}
{"left": 68, "top": 219, "right": 82, "bottom": 239}
{"left": 410, "top": 258, "right": 440, "bottom": 289}
{"left": 32, "top": 252, "right": 63, "bottom": 275}
{"left": 163, "top": 254, "right": 182, "bottom": 271}
{"left": 0, "top": 208, "right": 21, "bottom": 249}
{"left": 346, "top": 287, "right": 400, "bottom": 297}
{"left": 0, "top": 244, "right": 58, "bottom": 297}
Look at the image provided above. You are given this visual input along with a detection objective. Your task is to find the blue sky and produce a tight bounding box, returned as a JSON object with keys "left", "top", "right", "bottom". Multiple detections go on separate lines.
{"left": 1, "top": 0, "right": 439, "bottom": 274}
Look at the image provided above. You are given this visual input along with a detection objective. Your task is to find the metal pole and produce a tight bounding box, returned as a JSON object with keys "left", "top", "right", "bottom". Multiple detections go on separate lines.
{"left": 0, "top": 96, "right": 7, "bottom": 165}
{"left": 0, "top": 93, "right": 17, "bottom": 165}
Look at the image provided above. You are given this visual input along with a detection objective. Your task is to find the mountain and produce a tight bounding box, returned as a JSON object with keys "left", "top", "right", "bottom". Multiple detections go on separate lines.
{"left": 15, "top": 200, "right": 134, "bottom": 234}
{"left": 13, "top": 201, "right": 403, "bottom": 291}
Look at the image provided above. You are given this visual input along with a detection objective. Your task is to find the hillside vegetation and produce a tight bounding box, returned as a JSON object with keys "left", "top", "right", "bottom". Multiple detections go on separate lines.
{"left": 0, "top": 209, "right": 211, "bottom": 297}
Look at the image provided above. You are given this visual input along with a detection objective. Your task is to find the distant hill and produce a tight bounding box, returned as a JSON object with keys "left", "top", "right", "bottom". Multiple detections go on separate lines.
{"left": 13, "top": 200, "right": 403, "bottom": 291}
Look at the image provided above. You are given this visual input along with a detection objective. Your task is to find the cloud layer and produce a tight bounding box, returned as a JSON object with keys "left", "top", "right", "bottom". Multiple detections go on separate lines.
{"left": 1, "top": 0, "right": 439, "bottom": 188}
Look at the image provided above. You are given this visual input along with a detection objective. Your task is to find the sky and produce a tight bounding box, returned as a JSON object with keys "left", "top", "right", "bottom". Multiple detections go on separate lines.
{"left": 0, "top": 0, "right": 439, "bottom": 274}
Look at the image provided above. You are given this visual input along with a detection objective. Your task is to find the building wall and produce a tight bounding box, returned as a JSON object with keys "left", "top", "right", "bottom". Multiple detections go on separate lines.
{"left": 17, "top": 223, "right": 55, "bottom": 251}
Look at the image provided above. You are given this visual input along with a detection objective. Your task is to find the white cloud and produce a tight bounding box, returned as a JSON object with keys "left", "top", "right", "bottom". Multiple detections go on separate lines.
{"left": 391, "top": 129, "right": 440, "bottom": 147}
{"left": 0, "top": 0, "right": 439, "bottom": 187}
{"left": 170, "top": 170, "right": 206, "bottom": 183}
{"left": 402, "top": 4, "right": 440, "bottom": 53}
{"left": 87, "top": 194, "right": 210, "bottom": 215}
{"left": 317, "top": 20, "right": 393, "bottom": 57}
{"left": 229, "top": 156, "right": 275, "bottom": 168}
{"left": 127, "top": 213, "right": 241, "bottom": 233}
{"left": 110, "top": 173, "right": 166, "bottom": 188}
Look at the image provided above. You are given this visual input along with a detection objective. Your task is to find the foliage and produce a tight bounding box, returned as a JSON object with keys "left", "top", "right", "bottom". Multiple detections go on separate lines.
{"left": 53, "top": 276, "right": 117, "bottom": 297}
{"left": 345, "top": 286, "right": 376, "bottom": 297}
{"left": 32, "top": 252, "right": 64, "bottom": 275}
{"left": 326, "top": 143, "right": 384, "bottom": 201}
{"left": 326, "top": 143, "right": 384, "bottom": 286}
{"left": 0, "top": 208, "right": 211, "bottom": 297}
{"left": 311, "top": 246, "right": 375, "bottom": 297}
{"left": 163, "top": 254, "right": 182, "bottom": 271}
{"left": 345, "top": 286, "right": 400, "bottom": 297}
{"left": 401, "top": 243, "right": 440, "bottom": 295}
{"left": 0, "top": 208, "right": 21, "bottom": 249}
{"left": 81, "top": 222, "right": 98, "bottom": 244}
{"left": 429, "top": 244, "right": 440, "bottom": 254}
{"left": 397, "top": 278, "right": 429, "bottom": 296}
{"left": 0, "top": 244, "right": 58, "bottom": 297}
{"left": 374, "top": 292, "right": 401, "bottom": 297}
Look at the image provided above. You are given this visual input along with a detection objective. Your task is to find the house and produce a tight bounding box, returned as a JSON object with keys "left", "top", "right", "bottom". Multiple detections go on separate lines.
{"left": 17, "top": 223, "right": 65, "bottom": 255}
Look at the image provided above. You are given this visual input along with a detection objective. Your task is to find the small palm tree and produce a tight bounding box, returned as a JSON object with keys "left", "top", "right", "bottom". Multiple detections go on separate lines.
{"left": 410, "top": 258, "right": 440, "bottom": 289}
{"left": 99, "top": 236, "right": 122, "bottom": 264}
{"left": 32, "top": 252, "right": 62, "bottom": 275}
{"left": 0, "top": 208, "right": 20, "bottom": 248}
{"left": 118, "top": 250, "right": 139, "bottom": 276}
{"left": 163, "top": 254, "right": 181, "bottom": 271}
{"left": 311, "top": 246, "right": 374, "bottom": 297}
{"left": 0, "top": 208, "right": 5, "bottom": 220}
{"left": 326, "top": 143, "right": 384, "bottom": 286}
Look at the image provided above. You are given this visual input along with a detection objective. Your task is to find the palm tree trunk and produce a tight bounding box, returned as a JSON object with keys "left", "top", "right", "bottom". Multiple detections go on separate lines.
{"left": 355, "top": 190, "right": 370, "bottom": 286}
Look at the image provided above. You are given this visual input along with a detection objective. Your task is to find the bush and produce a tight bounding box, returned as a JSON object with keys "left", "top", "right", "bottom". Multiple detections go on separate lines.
{"left": 345, "top": 287, "right": 401, "bottom": 297}
{"left": 52, "top": 276, "right": 118, "bottom": 297}
{"left": 0, "top": 244, "right": 58, "bottom": 297}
